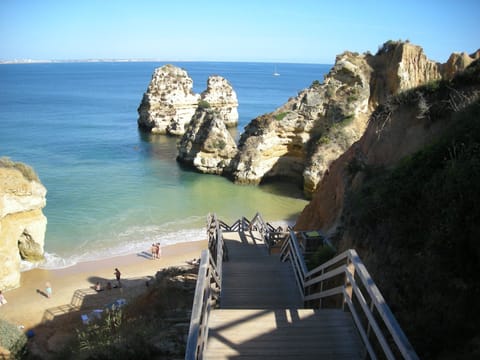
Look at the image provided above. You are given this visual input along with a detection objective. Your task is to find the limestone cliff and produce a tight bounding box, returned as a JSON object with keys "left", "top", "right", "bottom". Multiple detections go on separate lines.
{"left": 138, "top": 65, "right": 238, "bottom": 135}
{"left": 228, "top": 41, "right": 477, "bottom": 197}
{"left": 295, "top": 61, "right": 480, "bottom": 358}
{"left": 177, "top": 107, "right": 237, "bottom": 174}
{"left": 0, "top": 158, "right": 47, "bottom": 290}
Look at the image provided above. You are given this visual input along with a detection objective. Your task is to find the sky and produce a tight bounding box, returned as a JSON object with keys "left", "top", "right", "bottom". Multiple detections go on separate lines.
{"left": 0, "top": 0, "right": 479, "bottom": 64}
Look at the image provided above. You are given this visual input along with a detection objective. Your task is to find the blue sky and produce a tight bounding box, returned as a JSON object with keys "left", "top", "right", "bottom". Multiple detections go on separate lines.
{"left": 1, "top": 0, "right": 478, "bottom": 63}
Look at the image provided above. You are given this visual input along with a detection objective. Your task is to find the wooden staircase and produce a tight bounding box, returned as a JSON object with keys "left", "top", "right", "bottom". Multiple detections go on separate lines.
{"left": 186, "top": 214, "right": 419, "bottom": 360}
{"left": 204, "top": 231, "right": 362, "bottom": 359}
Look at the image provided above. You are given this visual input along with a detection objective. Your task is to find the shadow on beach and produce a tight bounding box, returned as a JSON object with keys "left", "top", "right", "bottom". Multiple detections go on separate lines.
{"left": 137, "top": 251, "right": 153, "bottom": 260}
{"left": 23, "top": 274, "right": 158, "bottom": 358}
{"left": 36, "top": 289, "right": 49, "bottom": 299}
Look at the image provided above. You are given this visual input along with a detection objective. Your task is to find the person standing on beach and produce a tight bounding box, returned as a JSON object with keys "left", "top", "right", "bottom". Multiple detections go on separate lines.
{"left": 114, "top": 268, "right": 121, "bottom": 287}
{"left": 151, "top": 243, "right": 157, "bottom": 259}
{"left": 156, "top": 242, "right": 161, "bottom": 259}
{"left": 0, "top": 290, "right": 7, "bottom": 305}
{"left": 45, "top": 282, "right": 52, "bottom": 298}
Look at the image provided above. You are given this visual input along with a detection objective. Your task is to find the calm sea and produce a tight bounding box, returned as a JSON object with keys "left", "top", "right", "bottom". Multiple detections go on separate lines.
{"left": 0, "top": 61, "right": 330, "bottom": 269}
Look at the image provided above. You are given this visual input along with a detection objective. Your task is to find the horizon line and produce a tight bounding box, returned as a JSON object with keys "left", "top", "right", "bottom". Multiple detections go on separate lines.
{"left": 0, "top": 58, "right": 332, "bottom": 65}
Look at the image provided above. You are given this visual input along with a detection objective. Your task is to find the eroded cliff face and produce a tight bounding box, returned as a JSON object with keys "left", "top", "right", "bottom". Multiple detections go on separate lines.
{"left": 137, "top": 65, "right": 238, "bottom": 136}
{"left": 228, "top": 41, "right": 477, "bottom": 197}
{"left": 177, "top": 108, "right": 238, "bottom": 175}
{"left": 296, "top": 62, "right": 480, "bottom": 232}
{"left": 295, "top": 61, "right": 480, "bottom": 358}
{"left": 0, "top": 162, "right": 47, "bottom": 290}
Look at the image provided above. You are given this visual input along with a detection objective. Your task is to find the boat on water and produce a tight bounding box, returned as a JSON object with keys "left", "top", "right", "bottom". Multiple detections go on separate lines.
{"left": 273, "top": 65, "right": 280, "bottom": 76}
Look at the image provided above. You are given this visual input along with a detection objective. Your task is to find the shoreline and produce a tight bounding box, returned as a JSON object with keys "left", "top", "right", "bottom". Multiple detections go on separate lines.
{"left": 0, "top": 239, "right": 207, "bottom": 329}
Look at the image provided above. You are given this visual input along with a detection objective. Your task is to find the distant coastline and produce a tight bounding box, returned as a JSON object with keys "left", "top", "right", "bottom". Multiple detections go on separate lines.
{"left": 0, "top": 59, "right": 327, "bottom": 65}
{"left": 0, "top": 58, "right": 167, "bottom": 65}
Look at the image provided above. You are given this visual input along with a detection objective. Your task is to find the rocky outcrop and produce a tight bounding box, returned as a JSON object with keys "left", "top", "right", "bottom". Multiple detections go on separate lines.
{"left": 227, "top": 41, "right": 478, "bottom": 197}
{"left": 138, "top": 65, "right": 238, "bottom": 135}
{"left": 442, "top": 50, "right": 480, "bottom": 80}
{"left": 296, "top": 61, "right": 480, "bottom": 232}
{"left": 137, "top": 64, "right": 200, "bottom": 135}
{"left": 0, "top": 159, "right": 47, "bottom": 290}
{"left": 177, "top": 108, "right": 237, "bottom": 175}
{"left": 200, "top": 76, "right": 239, "bottom": 127}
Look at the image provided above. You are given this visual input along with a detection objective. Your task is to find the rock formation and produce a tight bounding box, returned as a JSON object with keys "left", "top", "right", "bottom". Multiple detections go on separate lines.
{"left": 137, "top": 64, "right": 200, "bottom": 135}
{"left": 227, "top": 41, "right": 478, "bottom": 197}
{"left": 0, "top": 158, "right": 47, "bottom": 290}
{"left": 138, "top": 65, "right": 238, "bottom": 136}
{"left": 200, "top": 75, "right": 239, "bottom": 128}
{"left": 177, "top": 107, "right": 237, "bottom": 175}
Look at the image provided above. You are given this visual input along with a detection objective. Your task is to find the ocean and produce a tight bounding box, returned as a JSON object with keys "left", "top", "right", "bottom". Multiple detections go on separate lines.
{"left": 0, "top": 61, "right": 331, "bottom": 269}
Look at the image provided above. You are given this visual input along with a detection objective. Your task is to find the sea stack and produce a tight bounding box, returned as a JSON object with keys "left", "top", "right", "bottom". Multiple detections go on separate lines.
{"left": 137, "top": 64, "right": 200, "bottom": 135}
{"left": 200, "top": 75, "right": 239, "bottom": 128}
{"left": 138, "top": 65, "right": 238, "bottom": 135}
{"left": 177, "top": 107, "right": 238, "bottom": 174}
{"left": 0, "top": 158, "right": 47, "bottom": 290}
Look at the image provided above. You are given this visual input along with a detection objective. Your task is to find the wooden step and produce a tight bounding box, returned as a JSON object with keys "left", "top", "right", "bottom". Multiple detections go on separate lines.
{"left": 205, "top": 309, "right": 363, "bottom": 359}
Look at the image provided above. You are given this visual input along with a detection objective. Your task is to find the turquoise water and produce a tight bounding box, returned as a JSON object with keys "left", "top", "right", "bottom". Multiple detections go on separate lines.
{"left": 0, "top": 62, "right": 330, "bottom": 268}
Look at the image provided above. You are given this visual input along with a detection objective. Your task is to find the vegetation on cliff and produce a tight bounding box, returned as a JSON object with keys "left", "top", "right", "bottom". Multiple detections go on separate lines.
{"left": 0, "top": 157, "right": 39, "bottom": 182}
{"left": 67, "top": 266, "right": 197, "bottom": 359}
{"left": 0, "top": 318, "right": 27, "bottom": 359}
{"left": 342, "top": 61, "right": 480, "bottom": 359}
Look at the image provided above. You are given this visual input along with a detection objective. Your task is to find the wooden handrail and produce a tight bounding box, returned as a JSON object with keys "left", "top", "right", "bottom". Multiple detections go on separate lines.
{"left": 280, "top": 231, "right": 308, "bottom": 300}
{"left": 185, "top": 214, "right": 226, "bottom": 360}
{"left": 185, "top": 250, "right": 211, "bottom": 360}
{"left": 302, "top": 248, "right": 419, "bottom": 360}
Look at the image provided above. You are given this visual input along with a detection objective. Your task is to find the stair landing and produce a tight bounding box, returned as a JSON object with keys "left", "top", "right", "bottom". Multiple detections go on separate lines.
{"left": 206, "top": 309, "right": 362, "bottom": 359}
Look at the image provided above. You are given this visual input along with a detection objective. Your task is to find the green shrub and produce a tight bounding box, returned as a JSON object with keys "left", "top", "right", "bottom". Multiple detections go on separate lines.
{"left": 215, "top": 139, "right": 227, "bottom": 150}
{"left": 0, "top": 157, "right": 40, "bottom": 182}
{"left": 0, "top": 318, "right": 27, "bottom": 358}
{"left": 308, "top": 245, "right": 336, "bottom": 269}
{"left": 376, "top": 39, "right": 402, "bottom": 55}
{"left": 274, "top": 112, "right": 289, "bottom": 121}
{"left": 198, "top": 100, "right": 211, "bottom": 109}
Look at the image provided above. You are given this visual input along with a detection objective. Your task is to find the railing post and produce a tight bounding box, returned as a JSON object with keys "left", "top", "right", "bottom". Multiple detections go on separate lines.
{"left": 319, "top": 268, "right": 324, "bottom": 309}
{"left": 343, "top": 254, "right": 355, "bottom": 311}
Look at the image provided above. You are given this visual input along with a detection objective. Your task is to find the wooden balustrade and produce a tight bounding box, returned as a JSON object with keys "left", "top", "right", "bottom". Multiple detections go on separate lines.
{"left": 281, "top": 233, "right": 419, "bottom": 360}
{"left": 187, "top": 214, "right": 418, "bottom": 359}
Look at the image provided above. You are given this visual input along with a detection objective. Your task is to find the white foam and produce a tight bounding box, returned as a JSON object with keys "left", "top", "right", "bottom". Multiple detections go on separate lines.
{"left": 33, "top": 225, "right": 205, "bottom": 270}
{"left": 21, "top": 216, "right": 293, "bottom": 271}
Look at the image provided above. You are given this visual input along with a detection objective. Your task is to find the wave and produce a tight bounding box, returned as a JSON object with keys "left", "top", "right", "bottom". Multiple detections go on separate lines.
{"left": 20, "top": 215, "right": 296, "bottom": 271}
{"left": 23, "top": 225, "right": 206, "bottom": 271}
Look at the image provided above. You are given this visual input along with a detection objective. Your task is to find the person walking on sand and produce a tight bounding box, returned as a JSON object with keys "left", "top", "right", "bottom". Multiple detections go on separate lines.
{"left": 45, "top": 282, "right": 52, "bottom": 298}
{"left": 0, "top": 290, "right": 7, "bottom": 305}
{"left": 156, "top": 242, "right": 161, "bottom": 259}
{"left": 114, "top": 268, "right": 121, "bottom": 287}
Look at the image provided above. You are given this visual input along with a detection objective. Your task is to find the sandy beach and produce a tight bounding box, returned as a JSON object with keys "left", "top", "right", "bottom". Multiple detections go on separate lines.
{"left": 0, "top": 239, "right": 206, "bottom": 330}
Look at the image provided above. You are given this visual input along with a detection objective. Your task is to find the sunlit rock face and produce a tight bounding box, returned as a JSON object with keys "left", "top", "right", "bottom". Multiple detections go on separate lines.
{"left": 0, "top": 162, "right": 47, "bottom": 290}
{"left": 137, "top": 64, "right": 200, "bottom": 135}
{"left": 177, "top": 108, "right": 238, "bottom": 175}
{"left": 227, "top": 41, "right": 477, "bottom": 197}
{"left": 200, "top": 75, "right": 238, "bottom": 128}
{"left": 138, "top": 65, "right": 238, "bottom": 135}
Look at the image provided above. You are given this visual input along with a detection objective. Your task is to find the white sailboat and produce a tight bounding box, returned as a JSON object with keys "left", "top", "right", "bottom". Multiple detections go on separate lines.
{"left": 273, "top": 65, "right": 280, "bottom": 76}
